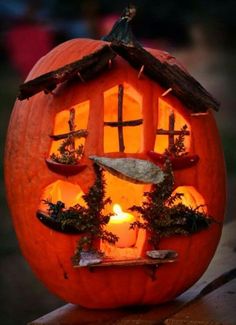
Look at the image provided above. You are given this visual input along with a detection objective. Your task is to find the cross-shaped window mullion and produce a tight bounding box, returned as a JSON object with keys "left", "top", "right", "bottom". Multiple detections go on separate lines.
{"left": 118, "top": 84, "right": 125, "bottom": 152}
{"left": 156, "top": 111, "right": 190, "bottom": 151}
{"left": 104, "top": 84, "right": 143, "bottom": 152}
{"left": 49, "top": 108, "right": 88, "bottom": 141}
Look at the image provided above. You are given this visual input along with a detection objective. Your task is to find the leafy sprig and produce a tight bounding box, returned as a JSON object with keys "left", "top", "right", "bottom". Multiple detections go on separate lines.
{"left": 43, "top": 164, "right": 118, "bottom": 261}
{"left": 50, "top": 136, "right": 84, "bottom": 165}
{"left": 130, "top": 161, "right": 213, "bottom": 249}
{"left": 165, "top": 124, "right": 189, "bottom": 158}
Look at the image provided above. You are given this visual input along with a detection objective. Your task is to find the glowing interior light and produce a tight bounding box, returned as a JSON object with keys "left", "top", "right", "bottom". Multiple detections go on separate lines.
{"left": 106, "top": 204, "right": 137, "bottom": 248}
{"left": 39, "top": 180, "right": 85, "bottom": 211}
{"left": 103, "top": 83, "right": 142, "bottom": 153}
{"left": 114, "top": 204, "right": 121, "bottom": 214}
{"left": 110, "top": 204, "right": 134, "bottom": 223}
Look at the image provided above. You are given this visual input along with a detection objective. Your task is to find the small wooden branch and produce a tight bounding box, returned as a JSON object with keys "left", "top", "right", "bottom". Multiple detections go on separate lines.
{"left": 111, "top": 42, "right": 219, "bottom": 113}
{"left": 74, "top": 257, "right": 177, "bottom": 268}
{"left": 18, "top": 45, "right": 116, "bottom": 100}
{"left": 191, "top": 112, "right": 209, "bottom": 116}
{"left": 138, "top": 65, "right": 144, "bottom": 79}
{"left": 156, "top": 129, "right": 190, "bottom": 136}
{"left": 118, "top": 84, "right": 125, "bottom": 152}
{"left": 49, "top": 129, "right": 88, "bottom": 141}
{"left": 68, "top": 108, "right": 75, "bottom": 131}
{"left": 161, "top": 87, "right": 172, "bottom": 97}
{"left": 77, "top": 71, "right": 85, "bottom": 83}
{"left": 68, "top": 108, "right": 76, "bottom": 150}
{"left": 168, "top": 111, "right": 175, "bottom": 149}
{"left": 104, "top": 119, "right": 143, "bottom": 127}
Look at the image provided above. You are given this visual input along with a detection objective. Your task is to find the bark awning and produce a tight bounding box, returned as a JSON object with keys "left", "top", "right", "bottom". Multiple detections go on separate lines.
{"left": 18, "top": 45, "right": 116, "bottom": 100}
{"left": 18, "top": 7, "right": 219, "bottom": 113}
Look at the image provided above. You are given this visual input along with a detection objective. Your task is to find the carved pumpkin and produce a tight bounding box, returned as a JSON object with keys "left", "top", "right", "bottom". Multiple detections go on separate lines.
{"left": 5, "top": 8, "right": 225, "bottom": 308}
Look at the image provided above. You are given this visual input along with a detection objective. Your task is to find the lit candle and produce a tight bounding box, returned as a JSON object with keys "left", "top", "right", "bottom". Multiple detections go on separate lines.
{"left": 106, "top": 204, "right": 137, "bottom": 248}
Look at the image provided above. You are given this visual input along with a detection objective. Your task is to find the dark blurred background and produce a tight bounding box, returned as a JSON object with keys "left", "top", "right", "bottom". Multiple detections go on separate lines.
{"left": 0, "top": 1, "right": 236, "bottom": 324}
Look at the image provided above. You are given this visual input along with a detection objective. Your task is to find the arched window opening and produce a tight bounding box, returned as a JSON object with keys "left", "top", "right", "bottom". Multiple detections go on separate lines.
{"left": 154, "top": 98, "right": 191, "bottom": 154}
{"left": 49, "top": 101, "right": 89, "bottom": 160}
{"left": 39, "top": 180, "right": 85, "bottom": 211}
{"left": 104, "top": 83, "right": 143, "bottom": 153}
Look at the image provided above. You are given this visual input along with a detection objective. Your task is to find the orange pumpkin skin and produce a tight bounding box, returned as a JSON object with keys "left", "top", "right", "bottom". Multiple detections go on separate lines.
{"left": 5, "top": 38, "right": 226, "bottom": 308}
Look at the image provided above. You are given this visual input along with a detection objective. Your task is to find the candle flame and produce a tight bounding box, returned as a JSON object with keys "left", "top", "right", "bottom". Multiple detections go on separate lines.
{"left": 111, "top": 203, "right": 134, "bottom": 223}
{"left": 113, "top": 203, "right": 122, "bottom": 215}
{"left": 107, "top": 204, "right": 137, "bottom": 248}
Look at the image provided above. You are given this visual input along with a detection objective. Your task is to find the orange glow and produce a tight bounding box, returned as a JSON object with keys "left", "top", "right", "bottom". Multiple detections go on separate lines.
{"left": 172, "top": 186, "right": 207, "bottom": 212}
{"left": 102, "top": 185, "right": 206, "bottom": 258}
{"left": 154, "top": 98, "right": 191, "bottom": 153}
{"left": 50, "top": 101, "right": 89, "bottom": 156}
{"left": 104, "top": 171, "right": 147, "bottom": 214}
{"left": 101, "top": 172, "right": 147, "bottom": 257}
{"left": 110, "top": 204, "right": 134, "bottom": 223}
{"left": 106, "top": 204, "right": 137, "bottom": 248}
{"left": 104, "top": 83, "right": 143, "bottom": 153}
{"left": 39, "top": 180, "right": 85, "bottom": 211}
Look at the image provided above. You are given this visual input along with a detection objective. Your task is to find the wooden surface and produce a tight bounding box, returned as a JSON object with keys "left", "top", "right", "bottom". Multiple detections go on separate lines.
{"left": 29, "top": 220, "right": 236, "bottom": 325}
{"left": 165, "top": 279, "right": 236, "bottom": 325}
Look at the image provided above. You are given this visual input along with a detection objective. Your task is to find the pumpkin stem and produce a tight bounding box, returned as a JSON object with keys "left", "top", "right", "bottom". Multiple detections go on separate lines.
{"left": 102, "top": 5, "right": 140, "bottom": 47}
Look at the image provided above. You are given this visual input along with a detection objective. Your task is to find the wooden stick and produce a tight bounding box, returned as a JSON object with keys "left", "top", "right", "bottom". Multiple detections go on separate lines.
{"left": 138, "top": 65, "right": 144, "bottom": 79}
{"left": 161, "top": 87, "right": 172, "bottom": 97}
{"left": 118, "top": 84, "right": 125, "bottom": 152}
{"left": 68, "top": 108, "right": 75, "bottom": 131}
{"left": 49, "top": 129, "right": 88, "bottom": 141}
{"left": 104, "top": 119, "right": 143, "bottom": 127}
{"left": 68, "top": 108, "right": 76, "bottom": 151}
{"left": 168, "top": 111, "right": 175, "bottom": 150}
{"left": 156, "top": 129, "right": 190, "bottom": 136}
{"left": 77, "top": 71, "right": 85, "bottom": 83}
{"left": 191, "top": 112, "right": 209, "bottom": 116}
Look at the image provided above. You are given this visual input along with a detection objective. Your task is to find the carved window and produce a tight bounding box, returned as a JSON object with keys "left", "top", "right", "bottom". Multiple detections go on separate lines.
{"left": 49, "top": 100, "right": 89, "bottom": 157}
{"left": 103, "top": 83, "right": 143, "bottom": 153}
{"left": 154, "top": 98, "right": 191, "bottom": 154}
